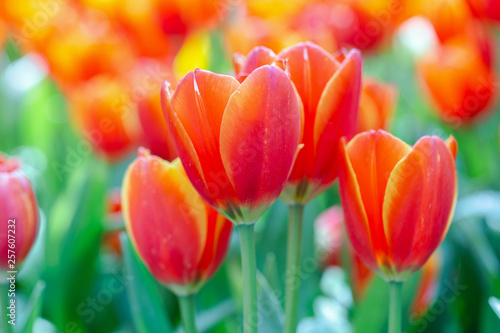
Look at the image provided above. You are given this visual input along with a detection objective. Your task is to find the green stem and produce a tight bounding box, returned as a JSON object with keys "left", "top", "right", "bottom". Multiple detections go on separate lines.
{"left": 178, "top": 294, "right": 197, "bottom": 333}
{"left": 388, "top": 281, "right": 403, "bottom": 333}
{"left": 237, "top": 224, "right": 258, "bottom": 333}
{"left": 1, "top": 283, "right": 14, "bottom": 333}
{"left": 284, "top": 204, "right": 304, "bottom": 333}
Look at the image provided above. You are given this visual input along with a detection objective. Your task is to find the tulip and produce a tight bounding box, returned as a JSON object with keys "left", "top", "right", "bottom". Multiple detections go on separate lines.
{"left": 234, "top": 42, "right": 361, "bottom": 332}
{"left": 0, "top": 154, "right": 39, "bottom": 273}
{"left": 67, "top": 75, "right": 140, "bottom": 161}
{"left": 234, "top": 42, "right": 362, "bottom": 203}
{"left": 338, "top": 129, "right": 457, "bottom": 333}
{"left": 130, "top": 60, "right": 178, "bottom": 162}
{"left": 419, "top": 0, "right": 472, "bottom": 42}
{"left": 122, "top": 149, "right": 232, "bottom": 332}
{"left": 357, "top": 78, "right": 397, "bottom": 133}
{"left": 161, "top": 66, "right": 301, "bottom": 222}
{"left": 162, "top": 65, "right": 301, "bottom": 332}
{"left": 314, "top": 206, "right": 441, "bottom": 312}
{"left": 417, "top": 31, "right": 496, "bottom": 125}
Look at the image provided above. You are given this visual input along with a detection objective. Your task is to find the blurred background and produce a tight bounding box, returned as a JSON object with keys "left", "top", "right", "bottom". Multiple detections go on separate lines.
{"left": 1, "top": 0, "right": 500, "bottom": 332}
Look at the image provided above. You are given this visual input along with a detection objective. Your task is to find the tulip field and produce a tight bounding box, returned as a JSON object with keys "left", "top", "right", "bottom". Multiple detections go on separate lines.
{"left": 2, "top": 0, "right": 500, "bottom": 332}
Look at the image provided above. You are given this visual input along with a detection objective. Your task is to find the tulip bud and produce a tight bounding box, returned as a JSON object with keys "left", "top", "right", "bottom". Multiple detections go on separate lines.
{"left": 161, "top": 66, "right": 301, "bottom": 223}
{"left": 315, "top": 205, "right": 441, "bottom": 306}
{"left": 338, "top": 130, "right": 457, "bottom": 281}
{"left": 122, "top": 149, "right": 233, "bottom": 294}
{"left": 0, "top": 154, "right": 39, "bottom": 271}
{"left": 234, "top": 42, "right": 363, "bottom": 204}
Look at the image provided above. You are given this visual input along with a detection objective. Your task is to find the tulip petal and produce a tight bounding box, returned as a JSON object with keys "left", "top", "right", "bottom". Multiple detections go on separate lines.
{"left": 312, "top": 49, "right": 363, "bottom": 185}
{"left": 163, "top": 71, "right": 241, "bottom": 206}
{"left": 338, "top": 138, "right": 378, "bottom": 269}
{"left": 199, "top": 208, "right": 233, "bottom": 279}
{"left": 445, "top": 135, "right": 458, "bottom": 159}
{"left": 169, "top": 69, "right": 240, "bottom": 160}
{"left": 383, "top": 136, "right": 457, "bottom": 273}
{"left": 161, "top": 82, "right": 211, "bottom": 204}
{"left": 345, "top": 130, "right": 411, "bottom": 265}
{"left": 235, "top": 46, "right": 277, "bottom": 82}
{"left": 278, "top": 42, "right": 339, "bottom": 180}
{"left": 122, "top": 155, "right": 208, "bottom": 286}
{"left": 220, "top": 65, "right": 301, "bottom": 215}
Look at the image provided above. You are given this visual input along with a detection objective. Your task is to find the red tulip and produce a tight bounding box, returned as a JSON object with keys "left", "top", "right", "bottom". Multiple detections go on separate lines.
{"left": 122, "top": 149, "right": 233, "bottom": 294}
{"left": 161, "top": 66, "right": 302, "bottom": 223}
{"left": 234, "top": 42, "right": 362, "bottom": 203}
{"left": 315, "top": 205, "right": 441, "bottom": 308}
{"left": 338, "top": 130, "right": 457, "bottom": 280}
{"left": 0, "top": 154, "right": 39, "bottom": 270}
{"left": 357, "top": 77, "right": 397, "bottom": 133}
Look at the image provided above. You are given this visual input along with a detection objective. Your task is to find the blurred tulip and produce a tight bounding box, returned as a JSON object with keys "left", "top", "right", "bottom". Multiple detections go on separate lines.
{"left": 129, "top": 60, "right": 178, "bottom": 161}
{"left": 338, "top": 130, "right": 457, "bottom": 280}
{"left": 122, "top": 150, "right": 233, "bottom": 294}
{"left": 77, "top": 0, "right": 174, "bottom": 58}
{"left": 466, "top": 0, "right": 500, "bottom": 21}
{"left": 315, "top": 205, "right": 441, "bottom": 312}
{"left": 235, "top": 43, "right": 362, "bottom": 204}
{"left": 156, "top": 0, "right": 227, "bottom": 35}
{"left": 67, "top": 75, "right": 140, "bottom": 161}
{"left": 314, "top": 206, "right": 344, "bottom": 267}
{"left": 357, "top": 78, "right": 397, "bottom": 133}
{"left": 161, "top": 66, "right": 301, "bottom": 223}
{"left": 411, "top": 253, "right": 441, "bottom": 317}
{"left": 417, "top": 32, "right": 496, "bottom": 125}
{"left": 420, "top": 0, "right": 472, "bottom": 42}
{"left": 0, "top": 154, "right": 39, "bottom": 271}
{"left": 102, "top": 188, "right": 124, "bottom": 256}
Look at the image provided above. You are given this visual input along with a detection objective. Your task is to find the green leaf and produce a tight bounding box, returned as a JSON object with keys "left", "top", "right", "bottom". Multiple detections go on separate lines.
{"left": 120, "top": 233, "right": 173, "bottom": 333}
{"left": 43, "top": 157, "right": 108, "bottom": 329}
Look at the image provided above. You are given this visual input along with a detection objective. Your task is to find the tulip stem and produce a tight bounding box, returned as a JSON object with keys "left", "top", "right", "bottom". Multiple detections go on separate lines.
{"left": 237, "top": 224, "right": 258, "bottom": 333}
{"left": 388, "top": 281, "right": 403, "bottom": 333}
{"left": 178, "top": 294, "right": 198, "bottom": 333}
{"left": 284, "top": 203, "right": 304, "bottom": 333}
{"left": 0, "top": 283, "right": 14, "bottom": 333}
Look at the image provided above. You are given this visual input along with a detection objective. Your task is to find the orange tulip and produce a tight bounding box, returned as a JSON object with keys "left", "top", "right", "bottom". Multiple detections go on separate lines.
{"left": 122, "top": 149, "right": 233, "bottom": 294}
{"left": 417, "top": 31, "right": 496, "bottom": 125}
{"left": 338, "top": 130, "right": 457, "bottom": 280}
{"left": 234, "top": 42, "right": 363, "bottom": 204}
{"left": 130, "top": 60, "right": 178, "bottom": 162}
{"left": 358, "top": 77, "right": 397, "bottom": 133}
{"left": 419, "top": 0, "right": 472, "bottom": 42}
{"left": 466, "top": 0, "right": 500, "bottom": 21}
{"left": 315, "top": 205, "right": 441, "bottom": 309}
{"left": 161, "top": 66, "right": 302, "bottom": 223}
{"left": 0, "top": 154, "right": 39, "bottom": 271}
{"left": 67, "top": 75, "right": 140, "bottom": 161}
